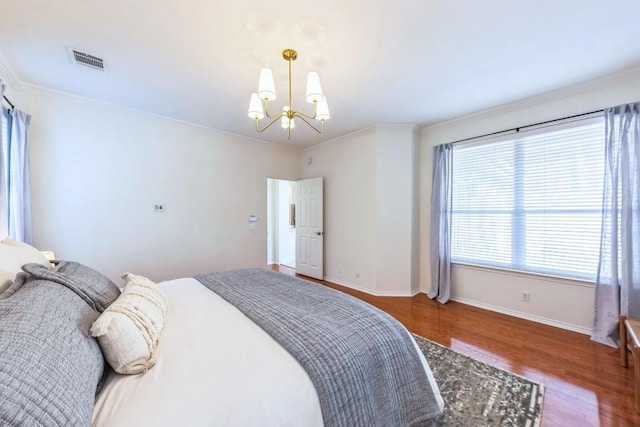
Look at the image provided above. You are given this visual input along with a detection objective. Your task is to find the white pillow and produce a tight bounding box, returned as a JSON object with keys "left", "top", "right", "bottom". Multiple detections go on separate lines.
{"left": 90, "top": 273, "right": 168, "bottom": 374}
{"left": 0, "top": 237, "right": 51, "bottom": 294}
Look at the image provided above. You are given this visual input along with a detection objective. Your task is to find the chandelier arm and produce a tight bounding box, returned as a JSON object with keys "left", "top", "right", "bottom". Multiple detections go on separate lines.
{"left": 295, "top": 114, "right": 324, "bottom": 134}
{"left": 294, "top": 100, "right": 318, "bottom": 120}
{"left": 255, "top": 113, "right": 284, "bottom": 132}
{"left": 294, "top": 110, "right": 318, "bottom": 120}
{"left": 263, "top": 99, "right": 280, "bottom": 119}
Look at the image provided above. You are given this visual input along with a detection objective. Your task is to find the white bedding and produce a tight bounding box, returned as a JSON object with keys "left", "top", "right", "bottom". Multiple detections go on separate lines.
{"left": 92, "top": 277, "right": 443, "bottom": 426}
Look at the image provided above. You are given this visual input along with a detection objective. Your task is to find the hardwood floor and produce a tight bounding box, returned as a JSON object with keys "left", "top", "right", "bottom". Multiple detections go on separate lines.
{"left": 270, "top": 264, "right": 639, "bottom": 426}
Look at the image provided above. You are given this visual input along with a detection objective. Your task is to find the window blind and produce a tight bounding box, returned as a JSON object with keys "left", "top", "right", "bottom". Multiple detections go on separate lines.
{"left": 451, "top": 117, "right": 605, "bottom": 281}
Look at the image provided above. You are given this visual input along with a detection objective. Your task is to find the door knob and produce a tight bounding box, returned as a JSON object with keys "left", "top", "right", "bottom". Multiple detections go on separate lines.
{"left": 315, "top": 231, "right": 324, "bottom": 236}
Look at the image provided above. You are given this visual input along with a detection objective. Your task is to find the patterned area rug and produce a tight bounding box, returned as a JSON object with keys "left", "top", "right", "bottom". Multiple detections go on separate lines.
{"left": 413, "top": 334, "right": 545, "bottom": 426}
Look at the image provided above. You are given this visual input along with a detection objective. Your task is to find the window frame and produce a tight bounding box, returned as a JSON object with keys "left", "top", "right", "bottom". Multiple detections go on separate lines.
{"left": 450, "top": 115, "right": 605, "bottom": 282}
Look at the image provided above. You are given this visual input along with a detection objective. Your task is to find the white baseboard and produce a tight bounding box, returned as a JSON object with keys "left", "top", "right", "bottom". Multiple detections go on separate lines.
{"left": 325, "top": 276, "right": 419, "bottom": 297}
{"left": 324, "top": 278, "right": 591, "bottom": 334}
{"left": 449, "top": 295, "right": 593, "bottom": 336}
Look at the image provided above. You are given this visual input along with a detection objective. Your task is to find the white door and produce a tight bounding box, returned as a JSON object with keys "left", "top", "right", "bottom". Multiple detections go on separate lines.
{"left": 295, "top": 177, "right": 324, "bottom": 279}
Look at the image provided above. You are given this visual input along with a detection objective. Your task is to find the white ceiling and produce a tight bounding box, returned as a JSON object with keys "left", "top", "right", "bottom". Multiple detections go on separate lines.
{"left": 1, "top": 0, "right": 640, "bottom": 148}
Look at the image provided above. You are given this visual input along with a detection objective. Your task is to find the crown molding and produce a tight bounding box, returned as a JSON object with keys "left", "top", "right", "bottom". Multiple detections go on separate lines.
{"left": 18, "top": 82, "right": 301, "bottom": 151}
{"left": 423, "top": 65, "right": 640, "bottom": 135}
{"left": 303, "top": 124, "right": 420, "bottom": 152}
{"left": 373, "top": 124, "right": 418, "bottom": 133}
{"left": 0, "top": 56, "right": 20, "bottom": 88}
{"left": 302, "top": 126, "right": 378, "bottom": 151}
{"left": 374, "top": 124, "right": 422, "bottom": 138}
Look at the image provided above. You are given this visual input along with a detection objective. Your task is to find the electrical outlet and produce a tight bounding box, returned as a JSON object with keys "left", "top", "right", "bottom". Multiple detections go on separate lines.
{"left": 355, "top": 269, "right": 360, "bottom": 278}
{"left": 521, "top": 291, "right": 530, "bottom": 303}
{"left": 153, "top": 203, "right": 166, "bottom": 212}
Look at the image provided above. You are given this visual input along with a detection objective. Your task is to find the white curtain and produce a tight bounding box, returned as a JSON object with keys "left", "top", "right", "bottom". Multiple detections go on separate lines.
{"left": 0, "top": 80, "right": 7, "bottom": 237}
{"left": 7, "top": 109, "right": 33, "bottom": 243}
{"left": 428, "top": 143, "right": 453, "bottom": 304}
{"left": 0, "top": 80, "right": 33, "bottom": 243}
{"left": 592, "top": 102, "right": 640, "bottom": 347}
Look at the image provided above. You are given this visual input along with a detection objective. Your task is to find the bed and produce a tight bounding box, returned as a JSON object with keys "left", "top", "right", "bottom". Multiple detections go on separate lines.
{"left": 0, "top": 239, "right": 444, "bottom": 426}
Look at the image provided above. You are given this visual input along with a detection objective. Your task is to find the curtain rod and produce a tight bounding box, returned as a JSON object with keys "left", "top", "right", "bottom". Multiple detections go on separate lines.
{"left": 451, "top": 109, "right": 604, "bottom": 145}
{"left": 2, "top": 95, "right": 14, "bottom": 110}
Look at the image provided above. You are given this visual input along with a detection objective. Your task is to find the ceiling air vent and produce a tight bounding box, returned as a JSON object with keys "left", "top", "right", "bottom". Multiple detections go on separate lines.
{"left": 68, "top": 48, "right": 106, "bottom": 71}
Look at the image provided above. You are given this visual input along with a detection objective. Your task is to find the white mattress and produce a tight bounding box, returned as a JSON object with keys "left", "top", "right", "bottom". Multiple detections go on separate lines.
{"left": 92, "top": 277, "right": 443, "bottom": 426}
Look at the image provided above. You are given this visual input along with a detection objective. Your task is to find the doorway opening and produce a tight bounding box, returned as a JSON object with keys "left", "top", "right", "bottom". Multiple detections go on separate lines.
{"left": 266, "top": 178, "right": 297, "bottom": 270}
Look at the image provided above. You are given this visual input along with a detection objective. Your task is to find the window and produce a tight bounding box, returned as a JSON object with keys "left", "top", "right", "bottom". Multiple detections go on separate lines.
{"left": 451, "top": 117, "right": 605, "bottom": 281}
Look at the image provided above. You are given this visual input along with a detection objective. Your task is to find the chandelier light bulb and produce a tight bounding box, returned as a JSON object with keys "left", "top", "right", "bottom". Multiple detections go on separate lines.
{"left": 316, "top": 97, "right": 330, "bottom": 121}
{"left": 281, "top": 106, "right": 295, "bottom": 129}
{"left": 306, "top": 72, "right": 324, "bottom": 103}
{"left": 248, "top": 93, "right": 264, "bottom": 119}
{"left": 258, "top": 68, "right": 276, "bottom": 101}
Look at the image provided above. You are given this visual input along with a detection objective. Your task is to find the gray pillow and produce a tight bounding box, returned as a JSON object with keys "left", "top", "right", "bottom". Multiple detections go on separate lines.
{"left": 0, "top": 261, "right": 120, "bottom": 426}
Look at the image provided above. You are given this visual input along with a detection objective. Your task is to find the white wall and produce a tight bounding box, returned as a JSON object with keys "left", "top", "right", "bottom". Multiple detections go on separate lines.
{"left": 22, "top": 87, "right": 301, "bottom": 284}
{"left": 375, "top": 126, "right": 420, "bottom": 295}
{"left": 420, "top": 67, "right": 640, "bottom": 334}
{"left": 302, "top": 129, "right": 378, "bottom": 291}
{"left": 302, "top": 126, "right": 418, "bottom": 296}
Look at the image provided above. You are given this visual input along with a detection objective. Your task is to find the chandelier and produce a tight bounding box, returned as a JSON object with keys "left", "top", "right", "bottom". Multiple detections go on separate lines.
{"left": 248, "top": 49, "right": 330, "bottom": 139}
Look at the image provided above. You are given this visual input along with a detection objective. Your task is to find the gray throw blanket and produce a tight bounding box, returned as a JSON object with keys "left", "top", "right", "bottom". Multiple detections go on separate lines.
{"left": 0, "top": 261, "right": 121, "bottom": 426}
{"left": 195, "top": 269, "right": 442, "bottom": 427}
